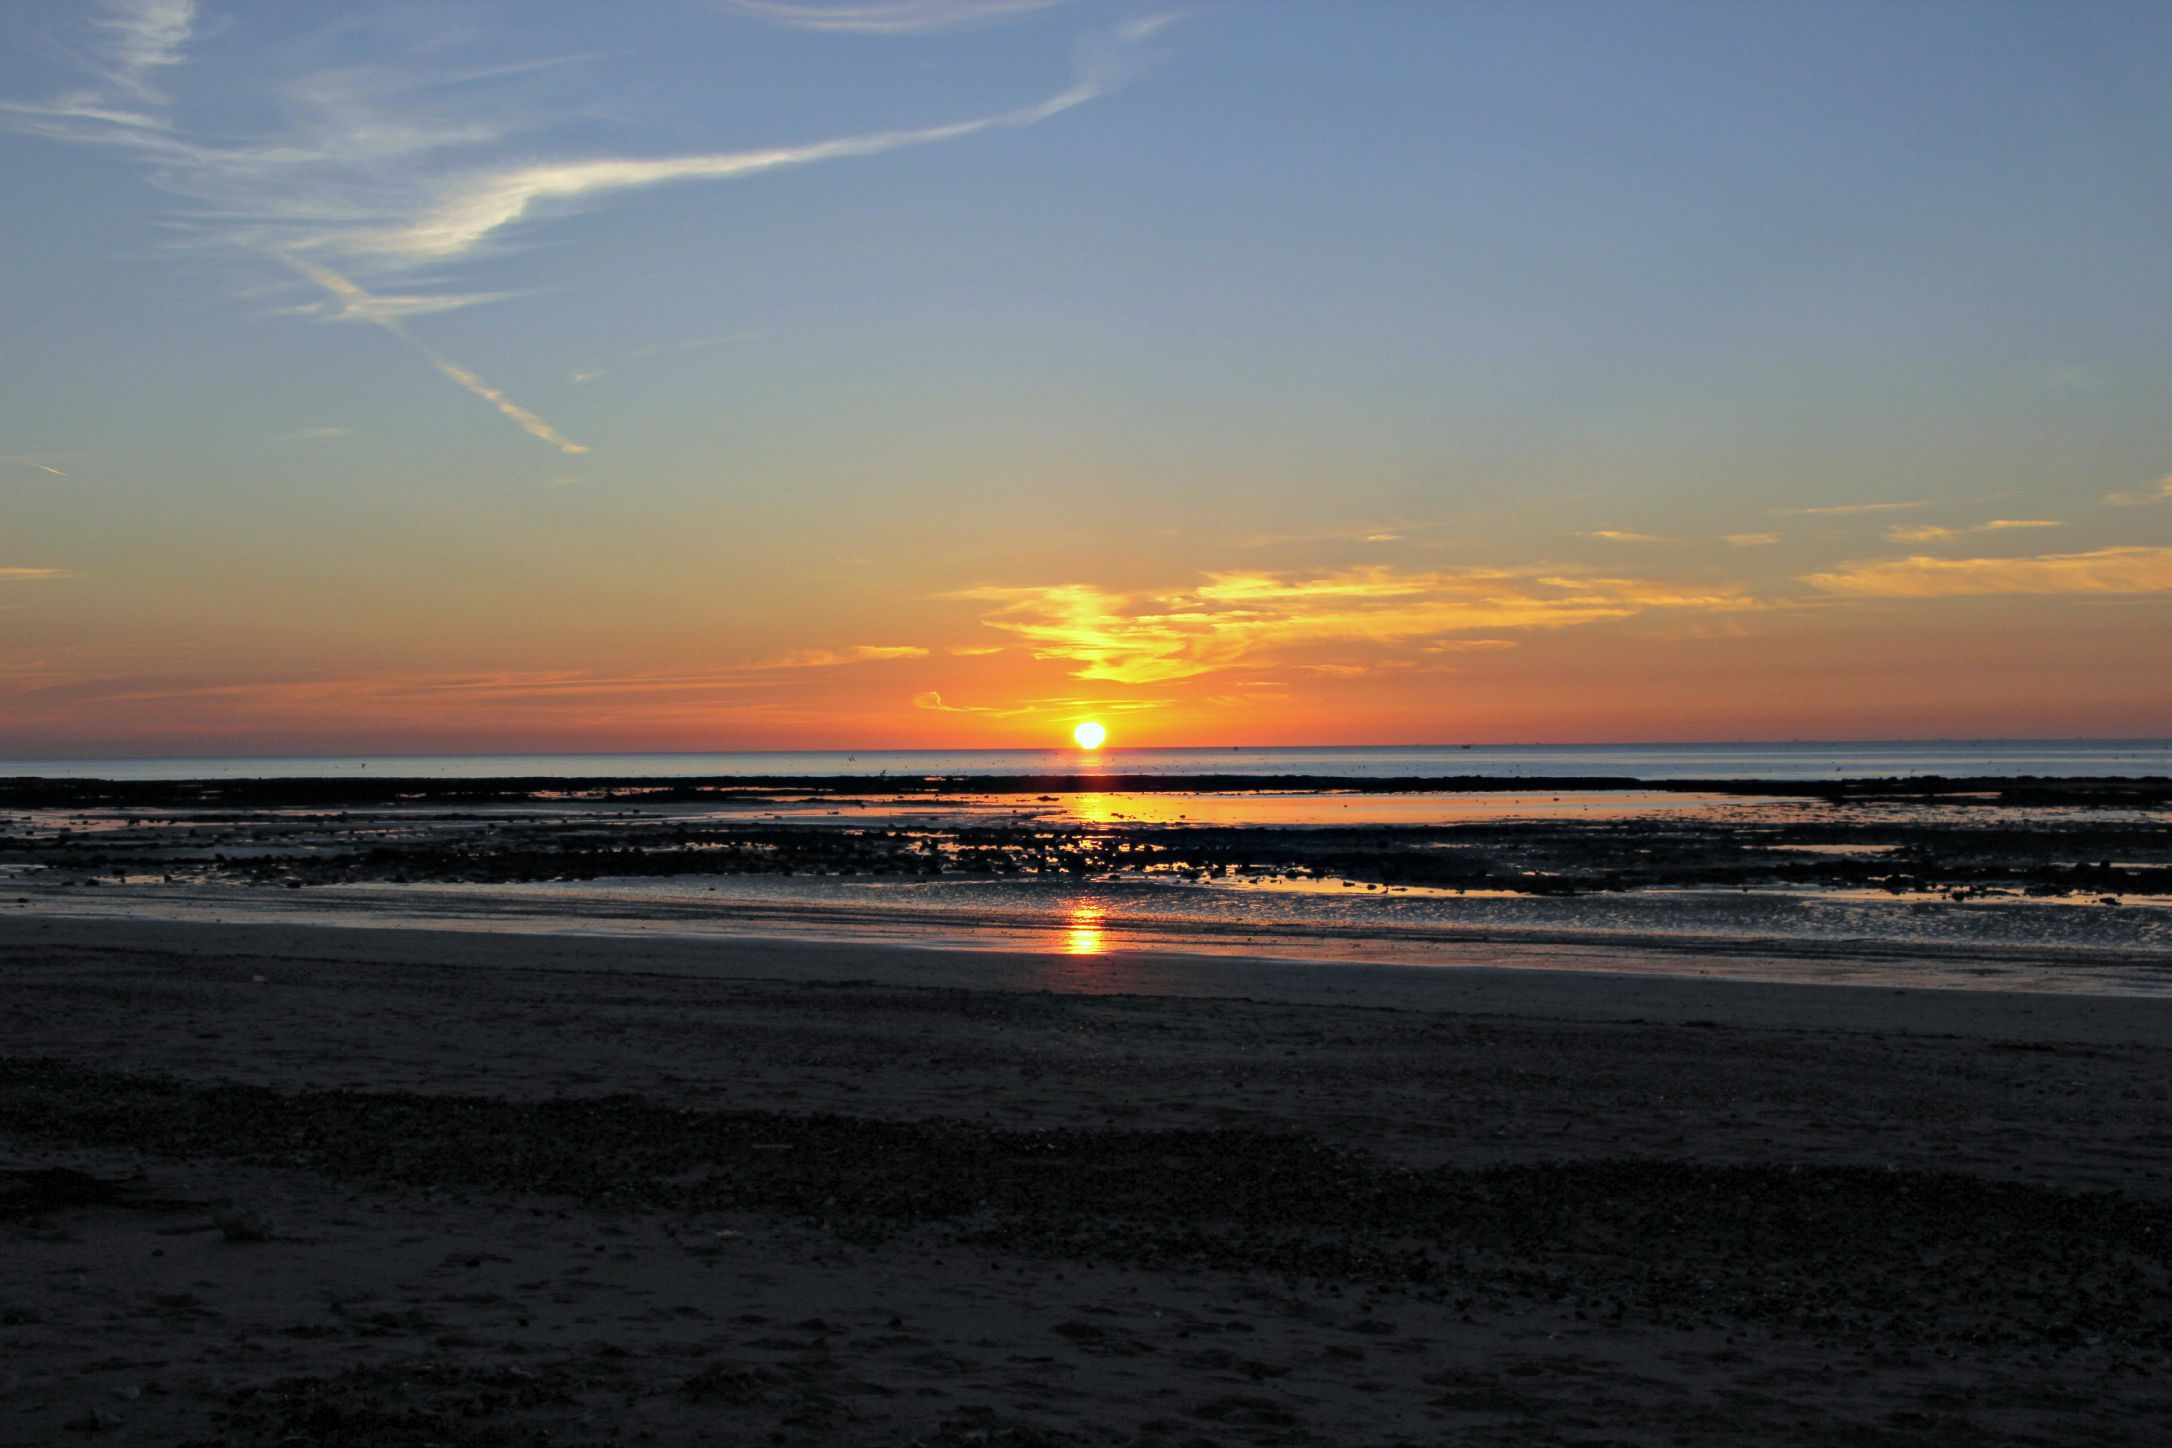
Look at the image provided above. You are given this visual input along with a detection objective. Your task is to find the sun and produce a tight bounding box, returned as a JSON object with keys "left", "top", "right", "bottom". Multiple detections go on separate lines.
{"left": 1072, "top": 720, "right": 1108, "bottom": 751}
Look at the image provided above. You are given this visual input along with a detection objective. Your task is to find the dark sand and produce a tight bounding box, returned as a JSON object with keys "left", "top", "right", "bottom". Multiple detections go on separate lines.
{"left": 5, "top": 914, "right": 2172, "bottom": 1444}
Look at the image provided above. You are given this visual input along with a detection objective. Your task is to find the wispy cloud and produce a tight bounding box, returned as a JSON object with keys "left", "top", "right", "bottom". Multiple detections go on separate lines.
{"left": 1579, "top": 529, "right": 1678, "bottom": 545}
{"left": 2104, "top": 476, "right": 2172, "bottom": 507}
{"left": 98, "top": 0, "right": 196, "bottom": 95}
{"left": 334, "top": 49, "right": 1131, "bottom": 265}
{"left": 1883, "top": 519, "right": 2063, "bottom": 543}
{"left": 285, "top": 285, "right": 520, "bottom": 325}
{"left": 0, "top": 568, "right": 71, "bottom": 582}
{"left": 957, "top": 566, "right": 1753, "bottom": 684}
{"left": 912, "top": 687, "right": 1158, "bottom": 717}
{"left": 721, "top": 0, "right": 1076, "bottom": 34}
{"left": 1807, "top": 546, "right": 2172, "bottom": 598}
{"left": 5, "top": 6, "right": 1159, "bottom": 453}
{"left": 0, "top": 453, "right": 74, "bottom": 478}
{"left": 1782, "top": 500, "right": 1925, "bottom": 516}
{"left": 0, "top": 1, "right": 193, "bottom": 135}
{"left": 281, "top": 256, "right": 588, "bottom": 454}
{"left": 431, "top": 358, "right": 588, "bottom": 455}
{"left": 273, "top": 426, "right": 348, "bottom": 441}
{"left": 1236, "top": 523, "right": 1419, "bottom": 550}
{"left": 756, "top": 644, "right": 930, "bottom": 668}
{"left": 1588, "top": 528, "right": 1794, "bottom": 548}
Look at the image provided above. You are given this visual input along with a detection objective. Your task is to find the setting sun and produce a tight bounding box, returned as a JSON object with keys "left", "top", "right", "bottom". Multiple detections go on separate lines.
{"left": 1072, "top": 721, "right": 1108, "bottom": 751}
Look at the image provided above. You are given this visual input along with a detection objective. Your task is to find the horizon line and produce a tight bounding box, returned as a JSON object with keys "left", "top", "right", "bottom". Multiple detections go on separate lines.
{"left": 4, "top": 734, "right": 2170, "bottom": 768}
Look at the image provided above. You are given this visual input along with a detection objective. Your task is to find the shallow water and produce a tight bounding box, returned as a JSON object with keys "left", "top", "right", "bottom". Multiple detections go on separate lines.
{"left": 9, "top": 765, "right": 2167, "bottom": 996}
{"left": 16, "top": 868, "right": 2171, "bottom": 997}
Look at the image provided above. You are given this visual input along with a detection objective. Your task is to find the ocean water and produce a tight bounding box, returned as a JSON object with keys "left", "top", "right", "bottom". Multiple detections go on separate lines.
{"left": 4, "top": 739, "right": 2169, "bottom": 782}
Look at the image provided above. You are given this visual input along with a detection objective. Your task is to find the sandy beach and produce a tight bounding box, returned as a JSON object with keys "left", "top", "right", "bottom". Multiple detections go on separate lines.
{"left": 14, "top": 0, "right": 2172, "bottom": 1435}
{"left": 6, "top": 912, "right": 2171, "bottom": 1445}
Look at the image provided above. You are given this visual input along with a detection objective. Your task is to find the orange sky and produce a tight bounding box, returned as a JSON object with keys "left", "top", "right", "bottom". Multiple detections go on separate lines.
{"left": 4, "top": 3, "right": 2169, "bottom": 756}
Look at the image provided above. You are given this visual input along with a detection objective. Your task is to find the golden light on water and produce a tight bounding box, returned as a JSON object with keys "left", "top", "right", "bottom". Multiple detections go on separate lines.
{"left": 1064, "top": 904, "right": 1106, "bottom": 955}
{"left": 1073, "top": 720, "right": 1107, "bottom": 750}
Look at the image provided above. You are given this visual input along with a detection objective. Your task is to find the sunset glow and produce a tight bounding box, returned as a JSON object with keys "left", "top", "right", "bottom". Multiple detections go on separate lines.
{"left": 0, "top": 3, "right": 2166, "bottom": 757}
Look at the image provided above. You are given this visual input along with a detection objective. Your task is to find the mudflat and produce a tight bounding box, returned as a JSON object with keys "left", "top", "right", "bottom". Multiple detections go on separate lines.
{"left": 5, "top": 914, "right": 2172, "bottom": 1445}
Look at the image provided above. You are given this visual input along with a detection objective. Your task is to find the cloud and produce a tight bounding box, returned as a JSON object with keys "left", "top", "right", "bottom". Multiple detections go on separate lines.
{"left": 290, "top": 287, "right": 519, "bottom": 325}
{"left": 0, "top": 1, "right": 194, "bottom": 140}
{"left": 98, "top": 0, "right": 196, "bottom": 95}
{"left": 279, "top": 256, "right": 516, "bottom": 328}
{"left": 757, "top": 644, "right": 929, "bottom": 668}
{"left": 1579, "top": 529, "right": 1677, "bottom": 545}
{"left": 5, "top": 7, "right": 1157, "bottom": 452}
{"left": 957, "top": 566, "right": 1753, "bottom": 684}
{"left": 1782, "top": 500, "right": 1925, "bottom": 516}
{"left": 913, "top": 688, "right": 1006, "bottom": 713}
{"left": 281, "top": 257, "right": 588, "bottom": 454}
{"left": 1237, "top": 524, "right": 1420, "bottom": 550}
{"left": 1422, "top": 639, "right": 1520, "bottom": 653}
{"left": 1807, "top": 546, "right": 2172, "bottom": 598}
{"left": 1588, "top": 529, "right": 1796, "bottom": 547}
{"left": 273, "top": 426, "right": 348, "bottom": 441}
{"left": 1116, "top": 13, "right": 1187, "bottom": 44}
{"left": 2104, "top": 476, "right": 2172, "bottom": 507}
{"left": 1883, "top": 519, "right": 2063, "bottom": 543}
{"left": 0, "top": 568, "right": 71, "bottom": 582}
{"left": 338, "top": 57, "right": 1124, "bottom": 264}
{"left": 429, "top": 358, "right": 589, "bottom": 455}
{"left": 912, "top": 687, "right": 1153, "bottom": 717}
{"left": 0, "top": 454, "right": 73, "bottom": 478}
{"left": 720, "top": 0, "right": 1076, "bottom": 33}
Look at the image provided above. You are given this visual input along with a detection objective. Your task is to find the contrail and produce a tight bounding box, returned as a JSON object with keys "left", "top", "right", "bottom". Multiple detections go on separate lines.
{"left": 281, "top": 256, "right": 587, "bottom": 455}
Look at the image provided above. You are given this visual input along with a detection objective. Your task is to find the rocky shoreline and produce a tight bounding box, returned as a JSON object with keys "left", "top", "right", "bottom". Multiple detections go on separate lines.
{"left": 7, "top": 774, "right": 2169, "bottom": 902}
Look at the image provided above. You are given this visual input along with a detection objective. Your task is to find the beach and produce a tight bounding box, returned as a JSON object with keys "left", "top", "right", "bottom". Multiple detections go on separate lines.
{"left": 15, "top": 0, "right": 2172, "bottom": 1434}
{"left": 6, "top": 912, "right": 2172, "bottom": 1445}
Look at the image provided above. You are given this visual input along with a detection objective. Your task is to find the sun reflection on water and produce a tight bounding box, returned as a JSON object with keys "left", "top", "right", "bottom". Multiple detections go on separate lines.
{"left": 1064, "top": 904, "right": 1107, "bottom": 955}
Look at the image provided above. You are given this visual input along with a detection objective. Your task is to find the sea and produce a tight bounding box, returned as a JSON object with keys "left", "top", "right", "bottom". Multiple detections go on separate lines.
{"left": 5, "top": 739, "right": 2170, "bottom": 782}
{"left": 9, "top": 738, "right": 2169, "bottom": 994}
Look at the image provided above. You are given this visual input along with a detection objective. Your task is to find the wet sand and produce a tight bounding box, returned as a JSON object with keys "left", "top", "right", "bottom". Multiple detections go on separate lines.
{"left": 5, "top": 914, "right": 2172, "bottom": 1444}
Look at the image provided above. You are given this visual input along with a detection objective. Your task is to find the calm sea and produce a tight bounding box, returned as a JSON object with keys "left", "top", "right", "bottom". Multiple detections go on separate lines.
{"left": 5, "top": 740, "right": 2168, "bottom": 782}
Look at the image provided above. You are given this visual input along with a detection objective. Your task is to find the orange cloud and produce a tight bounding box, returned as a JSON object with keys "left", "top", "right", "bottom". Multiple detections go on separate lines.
{"left": 1783, "top": 500, "right": 1924, "bottom": 516}
{"left": 1807, "top": 545, "right": 2172, "bottom": 598}
{"left": 754, "top": 644, "right": 929, "bottom": 668}
{"left": 1883, "top": 519, "right": 2062, "bottom": 543}
{"left": 1578, "top": 529, "right": 1678, "bottom": 544}
{"left": 957, "top": 566, "right": 1754, "bottom": 684}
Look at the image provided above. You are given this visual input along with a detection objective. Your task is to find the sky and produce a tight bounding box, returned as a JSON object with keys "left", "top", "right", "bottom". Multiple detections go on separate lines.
{"left": 2, "top": 0, "right": 2169, "bottom": 757}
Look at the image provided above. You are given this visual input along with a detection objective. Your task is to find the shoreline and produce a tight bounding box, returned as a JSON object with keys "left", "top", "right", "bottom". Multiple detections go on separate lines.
{"left": 11, "top": 874, "right": 2172, "bottom": 997}
{"left": 10, "top": 911, "right": 2172, "bottom": 1037}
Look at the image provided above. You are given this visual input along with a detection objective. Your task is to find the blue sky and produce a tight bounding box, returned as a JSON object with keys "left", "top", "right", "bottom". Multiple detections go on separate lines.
{"left": 3, "top": 0, "right": 2169, "bottom": 754}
